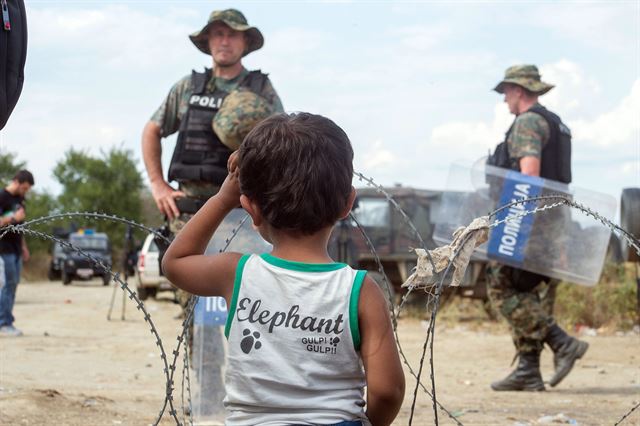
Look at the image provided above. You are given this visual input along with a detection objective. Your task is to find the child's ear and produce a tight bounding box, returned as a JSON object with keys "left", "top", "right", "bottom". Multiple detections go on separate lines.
{"left": 240, "top": 194, "right": 263, "bottom": 227}
{"left": 338, "top": 187, "right": 357, "bottom": 220}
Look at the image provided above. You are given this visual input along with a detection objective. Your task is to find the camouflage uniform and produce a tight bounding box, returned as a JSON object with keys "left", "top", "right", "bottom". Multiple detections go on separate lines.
{"left": 487, "top": 265, "right": 558, "bottom": 352}
{"left": 504, "top": 108, "right": 549, "bottom": 171}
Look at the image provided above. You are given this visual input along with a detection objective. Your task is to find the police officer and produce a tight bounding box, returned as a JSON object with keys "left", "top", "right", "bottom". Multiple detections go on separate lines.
{"left": 141, "top": 9, "right": 282, "bottom": 416}
{"left": 142, "top": 8, "right": 283, "bottom": 229}
{"left": 486, "top": 65, "right": 588, "bottom": 391}
{"left": 141, "top": 8, "right": 283, "bottom": 304}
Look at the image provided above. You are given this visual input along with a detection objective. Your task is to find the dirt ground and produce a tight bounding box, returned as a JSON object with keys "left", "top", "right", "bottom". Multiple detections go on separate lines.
{"left": 0, "top": 280, "right": 638, "bottom": 426}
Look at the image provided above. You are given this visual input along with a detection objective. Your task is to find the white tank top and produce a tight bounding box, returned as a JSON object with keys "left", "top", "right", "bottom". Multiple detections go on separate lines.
{"left": 223, "top": 253, "right": 368, "bottom": 425}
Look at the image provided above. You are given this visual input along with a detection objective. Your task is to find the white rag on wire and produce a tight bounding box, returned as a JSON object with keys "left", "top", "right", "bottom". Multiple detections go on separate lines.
{"left": 402, "top": 216, "right": 490, "bottom": 289}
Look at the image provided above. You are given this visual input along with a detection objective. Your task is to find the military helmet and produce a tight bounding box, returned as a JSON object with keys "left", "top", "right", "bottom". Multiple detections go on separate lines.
{"left": 213, "top": 90, "right": 274, "bottom": 150}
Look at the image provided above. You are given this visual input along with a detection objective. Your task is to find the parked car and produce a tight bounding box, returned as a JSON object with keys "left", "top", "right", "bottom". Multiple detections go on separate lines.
{"left": 47, "top": 240, "right": 66, "bottom": 281}
{"left": 58, "top": 230, "right": 112, "bottom": 286}
{"left": 136, "top": 233, "right": 175, "bottom": 301}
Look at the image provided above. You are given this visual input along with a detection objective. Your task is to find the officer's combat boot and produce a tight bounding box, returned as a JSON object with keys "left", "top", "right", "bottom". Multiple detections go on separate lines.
{"left": 490, "top": 350, "right": 545, "bottom": 391}
{"left": 545, "top": 323, "right": 589, "bottom": 387}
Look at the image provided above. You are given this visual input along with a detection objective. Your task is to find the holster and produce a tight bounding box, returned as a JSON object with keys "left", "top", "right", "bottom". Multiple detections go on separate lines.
{"left": 175, "top": 197, "right": 206, "bottom": 215}
{"left": 153, "top": 225, "right": 173, "bottom": 276}
{"left": 155, "top": 198, "right": 207, "bottom": 276}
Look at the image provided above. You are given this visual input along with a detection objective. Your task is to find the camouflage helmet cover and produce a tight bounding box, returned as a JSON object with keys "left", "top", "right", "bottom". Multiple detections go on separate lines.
{"left": 493, "top": 64, "right": 554, "bottom": 95}
{"left": 213, "top": 89, "right": 274, "bottom": 150}
{"left": 189, "top": 9, "right": 264, "bottom": 57}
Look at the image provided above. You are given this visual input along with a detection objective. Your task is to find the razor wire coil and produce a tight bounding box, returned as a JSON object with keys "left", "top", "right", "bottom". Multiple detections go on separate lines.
{"left": 1, "top": 176, "right": 639, "bottom": 425}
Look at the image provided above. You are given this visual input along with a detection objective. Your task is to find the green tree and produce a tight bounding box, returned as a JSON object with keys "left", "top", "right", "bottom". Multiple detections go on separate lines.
{"left": 53, "top": 147, "right": 144, "bottom": 252}
{"left": 24, "top": 190, "right": 58, "bottom": 254}
{"left": 0, "top": 149, "right": 26, "bottom": 186}
{"left": 140, "top": 187, "right": 163, "bottom": 229}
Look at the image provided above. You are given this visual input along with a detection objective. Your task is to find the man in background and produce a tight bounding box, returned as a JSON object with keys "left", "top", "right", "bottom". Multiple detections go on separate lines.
{"left": 0, "top": 169, "right": 33, "bottom": 337}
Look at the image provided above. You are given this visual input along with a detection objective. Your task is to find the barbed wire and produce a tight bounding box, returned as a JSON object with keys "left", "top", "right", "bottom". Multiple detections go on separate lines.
{"left": 354, "top": 172, "right": 437, "bottom": 273}
{"left": 353, "top": 171, "right": 453, "bottom": 321}
{"left": 1, "top": 224, "right": 181, "bottom": 425}
{"left": 10, "top": 213, "right": 195, "bottom": 425}
{"left": 15, "top": 211, "right": 172, "bottom": 244}
{"left": 169, "top": 212, "right": 251, "bottom": 424}
{"left": 181, "top": 326, "right": 193, "bottom": 426}
{"left": 615, "top": 400, "right": 640, "bottom": 425}
{"left": 402, "top": 192, "right": 640, "bottom": 425}
{"left": 488, "top": 194, "right": 640, "bottom": 253}
{"left": 173, "top": 296, "right": 199, "bottom": 426}
{"left": 487, "top": 195, "right": 640, "bottom": 426}
{"left": 4, "top": 210, "right": 243, "bottom": 424}
{"left": 349, "top": 212, "right": 464, "bottom": 426}
{"left": 1, "top": 182, "right": 638, "bottom": 425}
{"left": 4, "top": 205, "right": 461, "bottom": 424}
{"left": 409, "top": 228, "right": 476, "bottom": 425}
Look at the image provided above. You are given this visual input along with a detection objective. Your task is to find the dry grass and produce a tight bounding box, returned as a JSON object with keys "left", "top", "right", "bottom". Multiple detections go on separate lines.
{"left": 400, "top": 262, "right": 639, "bottom": 333}
{"left": 21, "top": 253, "right": 50, "bottom": 282}
{"left": 555, "top": 262, "right": 638, "bottom": 331}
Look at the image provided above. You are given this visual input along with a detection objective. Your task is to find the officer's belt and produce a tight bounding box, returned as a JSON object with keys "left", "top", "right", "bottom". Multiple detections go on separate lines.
{"left": 175, "top": 197, "right": 207, "bottom": 215}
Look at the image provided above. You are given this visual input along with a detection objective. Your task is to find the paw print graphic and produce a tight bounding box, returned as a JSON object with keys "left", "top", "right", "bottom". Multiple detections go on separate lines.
{"left": 240, "top": 329, "right": 262, "bottom": 354}
{"left": 329, "top": 337, "right": 340, "bottom": 347}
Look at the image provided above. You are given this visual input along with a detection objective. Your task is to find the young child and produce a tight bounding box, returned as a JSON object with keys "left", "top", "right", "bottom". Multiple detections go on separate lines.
{"left": 163, "top": 112, "right": 405, "bottom": 426}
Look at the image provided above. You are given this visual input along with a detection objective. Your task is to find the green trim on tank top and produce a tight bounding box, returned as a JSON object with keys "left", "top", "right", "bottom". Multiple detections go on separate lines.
{"left": 225, "top": 253, "right": 251, "bottom": 339}
{"left": 349, "top": 270, "right": 366, "bottom": 350}
{"left": 260, "top": 253, "right": 348, "bottom": 272}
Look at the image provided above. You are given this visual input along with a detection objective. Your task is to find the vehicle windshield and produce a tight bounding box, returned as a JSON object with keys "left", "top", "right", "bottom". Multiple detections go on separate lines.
{"left": 353, "top": 198, "right": 389, "bottom": 227}
{"left": 147, "top": 238, "right": 159, "bottom": 253}
{"left": 70, "top": 235, "right": 109, "bottom": 251}
{"left": 53, "top": 243, "right": 65, "bottom": 255}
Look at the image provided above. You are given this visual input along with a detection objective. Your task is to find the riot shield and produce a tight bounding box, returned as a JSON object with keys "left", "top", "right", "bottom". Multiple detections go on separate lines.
{"left": 433, "top": 162, "right": 616, "bottom": 286}
{"left": 191, "top": 208, "right": 271, "bottom": 424}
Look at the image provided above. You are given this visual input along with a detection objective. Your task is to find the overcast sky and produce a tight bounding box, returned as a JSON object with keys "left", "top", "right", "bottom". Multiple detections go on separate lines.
{"left": 1, "top": 1, "right": 638, "bottom": 218}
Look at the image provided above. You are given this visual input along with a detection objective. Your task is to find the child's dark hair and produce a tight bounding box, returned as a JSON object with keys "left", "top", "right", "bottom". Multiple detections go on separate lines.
{"left": 238, "top": 112, "right": 354, "bottom": 235}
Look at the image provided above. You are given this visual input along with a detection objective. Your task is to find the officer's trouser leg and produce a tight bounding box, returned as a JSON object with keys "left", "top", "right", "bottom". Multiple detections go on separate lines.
{"left": 487, "top": 263, "right": 552, "bottom": 391}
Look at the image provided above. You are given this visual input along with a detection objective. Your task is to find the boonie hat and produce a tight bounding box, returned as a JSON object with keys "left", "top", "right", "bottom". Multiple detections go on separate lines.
{"left": 493, "top": 64, "right": 554, "bottom": 95}
{"left": 189, "top": 9, "right": 264, "bottom": 57}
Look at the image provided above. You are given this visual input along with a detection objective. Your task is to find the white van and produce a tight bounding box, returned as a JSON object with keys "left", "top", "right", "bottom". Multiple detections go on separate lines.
{"left": 136, "top": 233, "right": 175, "bottom": 300}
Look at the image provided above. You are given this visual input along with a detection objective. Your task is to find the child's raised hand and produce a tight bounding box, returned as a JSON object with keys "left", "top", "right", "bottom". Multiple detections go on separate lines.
{"left": 218, "top": 166, "right": 241, "bottom": 209}
{"left": 228, "top": 151, "right": 240, "bottom": 174}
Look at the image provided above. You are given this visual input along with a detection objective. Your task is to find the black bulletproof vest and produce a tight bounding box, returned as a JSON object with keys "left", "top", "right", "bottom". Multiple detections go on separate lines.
{"left": 487, "top": 104, "right": 572, "bottom": 184}
{"left": 0, "top": 0, "right": 27, "bottom": 130}
{"left": 168, "top": 68, "right": 268, "bottom": 185}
